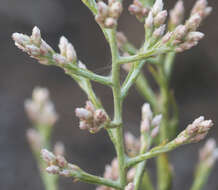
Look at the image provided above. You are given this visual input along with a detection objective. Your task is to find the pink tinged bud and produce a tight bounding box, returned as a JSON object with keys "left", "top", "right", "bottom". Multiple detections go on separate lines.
{"left": 104, "top": 17, "right": 117, "bottom": 28}
{"left": 186, "top": 31, "right": 204, "bottom": 42}
{"left": 152, "top": 114, "right": 162, "bottom": 127}
{"left": 85, "top": 101, "right": 95, "bottom": 112}
{"left": 97, "top": 1, "right": 109, "bottom": 18}
{"left": 66, "top": 43, "right": 77, "bottom": 62}
{"left": 54, "top": 142, "right": 65, "bottom": 156}
{"left": 110, "top": 2, "right": 123, "bottom": 18}
{"left": 79, "top": 120, "right": 91, "bottom": 130}
{"left": 153, "top": 24, "right": 166, "bottom": 38}
{"left": 129, "top": 5, "right": 141, "bottom": 14}
{"left": 39, "top": 41, "right": 52, "bottom": 55}
{"left": 53, "top": 53, "right": 67, "bottom": 65}
{"left": 170, "top": 0, "right": 184, "bottom": 26}
{"left": 31, "top": 26, "right": 41, "bottom": 46}
{"left": 59, "top": 36, "right": 68, "bottom": 56}
{"left": 151, "top": 126, "right": 160, "bottom": 138}
{"left": 173, "top": 25, "right": 187, "bottom": 40}
{"left": 154, "top": 10, "right": 168, "bottom": 27}
{"left": 186, "top": 14, "right": 201, "bottom": 31}
{"left": 56, "top": 155, "right": 67, "bottom": 168}
{"left": 46, "top": 165, "right": 60, "bottom": 174}
{"left": 75, "top": 108, "right": 92, "bottom": 120}
{"left": 142, "top": 103, "right": 153, "bottom": 121}
{"left": 141, "top": 118, "right": 150, "bottom": 132}
{"left": 32, "top": 87, "right": 49, "bottom": 104}
{"left": 145, "top": 11, "right": 153, "bottom": 29}
{"left": 94, "top": 109, "right": 108, "bottom": 124}
{"left": 12, "top": 33, "right": 30, "bottom": 46}
{"left": 26, "top": 45, "right": 41, "bottom": 56}
{"left": 152, "top": 0, "right": 164, "bottom": 16}
{"left": 26, "top": 128, "right": 42, "bottom": 151}
{"left": 41, "top": 149, "right": 56, "bottom": 164}
{"left": 162, "top": 32, "right": 173, "bottom": 44}
{"left": 125, "top": 183, "right": 135, "bottom": 190}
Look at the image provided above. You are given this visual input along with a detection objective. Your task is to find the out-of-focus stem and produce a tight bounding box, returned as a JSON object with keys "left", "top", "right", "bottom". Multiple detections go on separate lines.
{"left": 190, "top": 163, "right": 213, "bottom": 190}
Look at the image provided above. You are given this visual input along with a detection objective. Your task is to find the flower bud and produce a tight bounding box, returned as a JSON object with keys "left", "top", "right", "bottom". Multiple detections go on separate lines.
{"left": 59, "top": 36, "right": 68, "bottom": 56}
{"left": 154, "top": 10, "right": 168, "bottom": 27}
{"left": 31, "top": 26, "right": 41, "bottom": 46}
{"left": 153, "top": 24, "right": 166, "bottom": 38}
{"left": 66, "top": 43, "right": 77, "bottom": 62}
{"left": 97, "top": 1, "right": 109, "bottom": 18}
{"left": 110, "top": 1, "right": 123, "bottom": 18}
{"left": 75, "top": 108, "right": 92, "bottom": 120}
{"left": 53, "top": 53, "right": 67, "bottom": 65}
{"left": 185, "top": 13, "right": 201, "bottom": 31}
{"left": 152, "top": 114, "right": 162, "bottom": 127}
{"left": 152, "top": 0, "right": 164, "bottom": 16}
{"left": 186, "top": 31, "right": 204, "bottom": 42}
{"left": 170, "top": 0, "right": 184, "bottom": 26}
{"left": 41, "top": 149, "right": 56, "bottom": 164}
{"left": 26, "top": 45, "right": 41, "bottom": 56}
{"left": 104, "top": 17, "right": 117, "bottom": 28}
{"left": 46, "top": 165, "right": 60, "bottom": 174}
{"left": 145, "top": 11, "right": 153, "bottom": 29}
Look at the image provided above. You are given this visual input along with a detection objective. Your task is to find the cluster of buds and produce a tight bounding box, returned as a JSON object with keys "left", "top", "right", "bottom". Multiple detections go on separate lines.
{"left": 124, "top": 132, "right": 140, "bottom": 157}
{"left": 141, "top": 0, "right": 212, "bottom": 53}
{"left": 199, "top": 138, "right": 218, "bottom": 168}
{"left": 53, "top": 36, "right": 77, "bottom": 65}
{"left": 41, "top": 149, "right": 80, "bottom": 177}
{"left": 145, "top": 0, "right": 168, "bottom": 40}
{"left": 75, "top": 101, "right": 109, "bottom": 133}
{"left": 191, "top": 0, "right": 212, "bottom": 21}
{"left": 95, "top": 0, "right": 123, "bottom": 28}
{"left": 175, "top": 116, "right": 213, "bottom": 144}
{"left": 96, "top": 158, "right": 135, "bottom": 190}
{"left": 12, "top": 27, "right": 54, "bottom": 65}
{"left": 128, "top": 0, "right": 149, "bottom": 21}
{"left": 25, "top": 87, "right": 58, "bottom": 126}
{"left": 164, "top": 0, "right": 211, "bottom": 52}
{"left": 169, "top": 0, "right": 185, "bottom": 27}
{"left": 141, "top": 103, "right": 162, "bottom": 138}
{"left": 12, "top": 27, "right": 78, "bottom": 66}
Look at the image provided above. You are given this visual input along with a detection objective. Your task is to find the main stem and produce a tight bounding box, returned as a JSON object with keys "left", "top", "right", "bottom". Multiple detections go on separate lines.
{"left": 157, "top": 64, "right": 172, "bottom": 190}
{"left": 109, "top": 29, "right": 127, "bottom": 188}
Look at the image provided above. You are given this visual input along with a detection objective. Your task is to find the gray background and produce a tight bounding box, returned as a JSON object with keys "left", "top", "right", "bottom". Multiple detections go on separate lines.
{"left": 1, "top": 0, "right": 218, "bottom": 189}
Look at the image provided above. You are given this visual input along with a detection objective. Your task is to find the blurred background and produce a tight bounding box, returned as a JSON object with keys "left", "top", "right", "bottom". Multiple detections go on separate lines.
{"left": 1, "top": 0, "right": 218, "bottom": 189}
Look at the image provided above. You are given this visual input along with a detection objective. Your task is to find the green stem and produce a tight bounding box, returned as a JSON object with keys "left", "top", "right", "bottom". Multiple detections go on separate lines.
{"left": 157, "top": 64, "right": 172, "bottom": 190}
{"left": 109, "top": 29, "right": 127, "bottom": 188}
{"left": 164, "top": 52, "right": 176, "bottom": 80}
{"left": 126, "top": 140, "right": 181, "bottom": 168}
{"left": 34, "top": 125, "right": 58, "bottom": 190}
{"left": 121, "top": 61, "right": 146, "bottom": 100}
{"left": 190, "top": 163, "right": 213, "bottom": 190}
{"left": 134, "top": 135, "right": 153, "bottom": 190}
{"left": 65, "top": 63, "right": 112, "bottom": 86}
{"left": 135, "top": 72, "right": 157, "bottom": 111}
{"left": 70, "top": 170, "right": 122, "bottom": 189}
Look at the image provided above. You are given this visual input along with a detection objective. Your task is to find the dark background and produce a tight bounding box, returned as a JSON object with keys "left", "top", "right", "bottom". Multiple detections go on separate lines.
{"left": 1, "top": 0, "right": 218, "bottom": 189}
